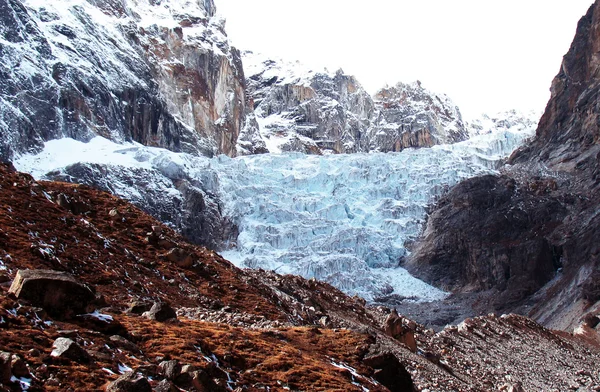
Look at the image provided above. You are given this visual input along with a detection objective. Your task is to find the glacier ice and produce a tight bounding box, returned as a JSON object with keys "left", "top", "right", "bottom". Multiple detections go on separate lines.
{"left": 214, "top": 124, "right": 534, "bottom": 301}
{"left": 14, "top": 118, "right": 534, "bottom": 302}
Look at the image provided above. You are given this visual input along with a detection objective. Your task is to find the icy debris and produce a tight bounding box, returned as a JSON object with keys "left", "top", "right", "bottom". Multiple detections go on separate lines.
{"left": 118, "top": 363, "right": 132, "bottom": 374}
{"left": 81, "top": 310, "right": 114, "bottom": 323}
{"left": 10, "top": 376, "right": 32, "bottom": 391}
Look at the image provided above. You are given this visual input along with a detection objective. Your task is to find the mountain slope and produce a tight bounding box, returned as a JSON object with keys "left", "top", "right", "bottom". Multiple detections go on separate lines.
{"left": 1, "top": 163, "right": 599, "bottom": 391}
{"left": 408, "top": 1, "right": 600, "bottom": 333}
{"left": 0, "top": 0, "right": 264, "bottom": 161}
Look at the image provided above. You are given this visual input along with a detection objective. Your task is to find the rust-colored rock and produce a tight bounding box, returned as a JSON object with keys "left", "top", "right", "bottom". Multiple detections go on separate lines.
{"left": 9, "top": 270, "right": 95, "bottom": 318}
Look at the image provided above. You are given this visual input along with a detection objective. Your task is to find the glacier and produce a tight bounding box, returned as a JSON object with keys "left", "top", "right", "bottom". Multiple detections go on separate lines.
{"left": 14, "top": 114, "right": 534, "bottom": 302}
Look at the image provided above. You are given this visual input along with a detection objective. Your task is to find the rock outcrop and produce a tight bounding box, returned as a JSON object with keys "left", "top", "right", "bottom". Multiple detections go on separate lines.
{"left": 9, "top": 269, "right": 95, "bottom": 318}
{"left": 244, "top": 52, "right": 468, "bottom": 154}
{"left": 408, "top": 1, "right": 600, "bottom": 332}
{"left": 0, "top": 0, "right": 263, "bottom": 161}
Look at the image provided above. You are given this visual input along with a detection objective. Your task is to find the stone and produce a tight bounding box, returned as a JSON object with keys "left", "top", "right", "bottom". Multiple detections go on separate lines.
{"left": 153, "top": 379, "right": 178, "bottom": 392}
{"left": 143, "top": 302, "right": 177, "bottom": 322}
{"left": 106, "top": 371, "right": 151, "bottom": 392}
{"left": 10, "top": 355, "right": 29, "bottom": 378}
{"left": 163, "top": 248, "right": 194, "bottom": 269}
{"left": 158, "top": 360, "right": 180, "bottom": 380}
{"left": 384, "top": 310, "right": 417, "bottom": 352}
{"left": 109, "top": 335, "right": 140, "bottom": 353}
{"left": 0, "top": 352, "right": 12, "bottom": 384}
{"left": 50, "top": 337, "right": 91, "bottom": 363}
{"left": 125, "top": 301, "right": 152, "bottom": 315}
{"left": 9, "top": 270, "right": 95, "bottom": 318}
{"left": 363, "top": 352, "right": 414, "bottom": 392}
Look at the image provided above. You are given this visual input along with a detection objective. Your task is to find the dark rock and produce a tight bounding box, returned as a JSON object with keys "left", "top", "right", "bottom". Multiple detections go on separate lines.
{"left": 106, "top": 371, "right": 151, "bottom": 392}
{"left": 50, "top": 337, "right": 91, "bottom": 363}
{"left": 153, "top": 379, "right": 178, "bottom": 392}
{"left": 8, "top": 269, "right": 95, "bottom": 318}
{"left": 383, "top": 310, "right": 417, "bottom": 352}
{"left": 125, "top": 301, "right": 152, "bottom": 315}
{"left": 76, "top": 311, "right": 127, "bottom": 336}
{"left": 0, "top": 352, "right": 12, "bottom": 384}
{"left": 10, "top": 355, "right": 29, "bottom": 378}
{"left": 408, "top": 0, "right": 600, "bottom": 331}
{"left": 363, "top": 352, "right": 414, "bottom": 392}
{"left": 109, "top": 335, "right": 140, "bottom": 353}
{"left": 143, "top": 302, "right": 177, "bottom": 322}
{"left": 158, "top": 360, "right": 180, "bottom": 380}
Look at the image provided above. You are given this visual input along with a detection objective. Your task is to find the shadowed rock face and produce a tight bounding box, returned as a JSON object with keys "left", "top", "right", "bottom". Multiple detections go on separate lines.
{"left": 0, "top": 0, "right": 263, "bottom": 161}
{"left": 408, "top": 1, "right": 600, "bottom": 332}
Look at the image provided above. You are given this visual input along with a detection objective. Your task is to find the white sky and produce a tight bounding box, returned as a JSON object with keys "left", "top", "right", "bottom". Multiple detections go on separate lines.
{"left": 213, "top": 0, "right": 594, "bottom": 119}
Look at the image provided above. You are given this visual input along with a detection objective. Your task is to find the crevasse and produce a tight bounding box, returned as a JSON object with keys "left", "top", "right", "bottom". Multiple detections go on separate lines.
{"left": 215, "top": 125, "right": 534, "bottom": 302}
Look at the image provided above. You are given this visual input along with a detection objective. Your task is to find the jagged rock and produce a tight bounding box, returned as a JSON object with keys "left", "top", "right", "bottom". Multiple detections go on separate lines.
{"left": 153, "top": 379, "right": 178, "bottom": 392}
{"left": 162, "top": 248, "right": 194, "bottom": 269}
{"left": 45, "top": 162, "right": 236, "bottom": 250}
{"left": 106, "top": 371, "right": 151, "bottom": 392}
{"left": 76, "top": 312, "right": 127, "bottom": 336}
{"left": 50, "top": 337, "right": 91, "bottom": 363}
{"left": 244, "top": 52, "right": 467, "bottom": 155}
{"left": 125, "top": 301, "right": 152, "bottom": 315}
{"left": 109, "top": 336, "right": 140, "bottom": 353}
{"left": 8, "top": 269, "right": 95, "bottom": 318}
{"left": 158, "top": 360, "right": 180, "bottom": 380}
{"left": 384, "top": 310, "right": 417, "bottom": 352}
{"left": 363, "top": 352, "right": 414, "bottom": 392}
{"left": 143, "top": 302, "right": 177, "bottom": 322}
{"left": 10, "top": 355, "right": 29, "bottom": 378}
{"left": 0, "top": 352, "right": 11, "bottom": 384}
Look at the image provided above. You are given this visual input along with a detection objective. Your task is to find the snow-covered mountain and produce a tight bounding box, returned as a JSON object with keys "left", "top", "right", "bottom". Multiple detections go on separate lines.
{"left": 243, "top": 52, "right": 469, "bottom": 154}
{"left": 0, "top": 0, "right": 264, "bottom": 161}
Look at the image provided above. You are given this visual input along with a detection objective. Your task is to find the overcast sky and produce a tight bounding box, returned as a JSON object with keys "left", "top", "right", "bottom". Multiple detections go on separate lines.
{"left": 213, "top": 0, "right": 594, "bottom": 119}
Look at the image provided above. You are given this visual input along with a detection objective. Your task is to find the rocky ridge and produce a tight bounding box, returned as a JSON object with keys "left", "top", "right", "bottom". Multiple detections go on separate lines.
{"left": 243, "top": 51, "right": 470, "bottom": 154}
{"left": 0, "top": 163, "right": 599, "bottom": 391}
{"left": 0, "top": 0, "right": 264, "bottom": 162}
{"left": 408, "top": 0, "right": 600, "bottom": 334}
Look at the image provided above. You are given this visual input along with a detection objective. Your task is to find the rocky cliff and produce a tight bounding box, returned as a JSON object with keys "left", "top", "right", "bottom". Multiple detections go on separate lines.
{"left": 408, "top": 1, "right": 600, "bottom": 333}
{"left": 1, "top": 163, "right": 599, "bottom": 391}
{"left": 244, "top": 52, "right": 469, "bottom": 154}
{"left": 0, "top": 0, "right": 264, "bottom": 161}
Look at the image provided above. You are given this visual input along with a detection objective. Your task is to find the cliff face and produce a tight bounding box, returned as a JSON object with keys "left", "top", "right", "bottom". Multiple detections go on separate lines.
{"left": 408, "top": 1, "right": 600, "bottom": 332}
{"left": 244, "top": 52, "right": 468, "bottom": 154}
{"left": 370, "top": 82, "right": 468, "bottom": 152}
{"left": 0, "top": 0, "right": 263, "bottom": 161}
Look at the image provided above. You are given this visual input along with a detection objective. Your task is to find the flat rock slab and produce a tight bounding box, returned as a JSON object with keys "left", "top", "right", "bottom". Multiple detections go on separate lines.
{"left": 9, "top": 269, "right": 95, "bottom": 318}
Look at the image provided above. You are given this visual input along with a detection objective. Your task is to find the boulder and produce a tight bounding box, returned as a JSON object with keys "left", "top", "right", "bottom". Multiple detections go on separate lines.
{"left": 0, "top": 352, "right": 12, "bottom": 384}
{"left": 105, "top": 371, "right": 151, "bottom": 392}
{"left": 8, "top": 270, "right": 95, "bottom": 318}
{"left": 153, "top": 379, "right": 178, "bottom": 392}
{"left": 384, "top": 310, "right": 417, "bottom": 352}
{"left": 10, "top": 355, "right": 29, "bottom": 378}
{"left": 158, "top": 360, "right": 181, "bottom": 380}
{"left": 50, "top": 338, "right": 91, "bottom": 363}
{"left": 143, "top": 302, "right": 177, "bottom": 322}
{"left": 363, "top": 352, "right": 414, "bottom": 392}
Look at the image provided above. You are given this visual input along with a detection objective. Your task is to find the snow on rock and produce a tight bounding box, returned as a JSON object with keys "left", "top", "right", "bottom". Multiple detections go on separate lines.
{"left": 0, "top": 0, "right": 263, "bottom": 161}
{"left": 243, "top": 52, "right": 469, "bottom": 155}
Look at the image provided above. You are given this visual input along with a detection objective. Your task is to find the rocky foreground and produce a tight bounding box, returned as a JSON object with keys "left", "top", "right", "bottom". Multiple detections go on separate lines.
{"left": 0, "top": 163, "right": 599, "bottom": 391}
